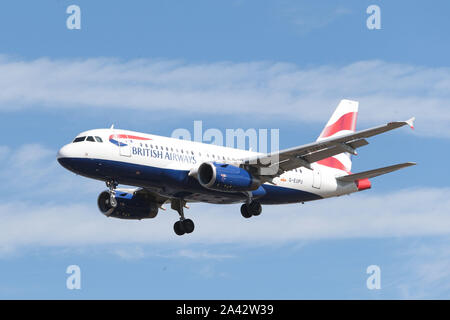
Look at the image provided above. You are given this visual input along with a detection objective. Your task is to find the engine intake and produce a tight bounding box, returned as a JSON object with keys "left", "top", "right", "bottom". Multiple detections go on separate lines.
{"left": 97, "top": 191, "right": 158, "bottom": 219}
{"left": 197, "top": 162, "right": 260, "bottom": 192}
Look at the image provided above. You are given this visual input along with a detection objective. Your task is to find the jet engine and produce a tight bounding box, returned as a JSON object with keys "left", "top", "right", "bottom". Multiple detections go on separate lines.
{"left": 197, "top": 162, "right": 260, "bottom": 192}
{"left": 97, "top": 191, "right": 158, "bottom": 219}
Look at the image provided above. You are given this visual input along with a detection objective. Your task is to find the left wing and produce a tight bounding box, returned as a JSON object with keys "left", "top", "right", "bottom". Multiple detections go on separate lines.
{"left": 336, "top": 162, "right": 416, "bottom": 182}
{"left": 241, "top": 117, "right": 415, "bottom": 178}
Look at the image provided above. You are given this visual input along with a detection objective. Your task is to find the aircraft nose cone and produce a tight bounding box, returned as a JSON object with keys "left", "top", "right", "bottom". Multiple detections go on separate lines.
{"left": 57, "top": 144, "right": 77, "bottom": 170}
{"left": 57, "top": 144, "right": 71, "bottom": 160}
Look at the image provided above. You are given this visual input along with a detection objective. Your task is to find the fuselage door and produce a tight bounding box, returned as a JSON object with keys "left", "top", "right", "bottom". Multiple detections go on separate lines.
{"left": 312, "top": 169, "right": 321, "bottom": 189}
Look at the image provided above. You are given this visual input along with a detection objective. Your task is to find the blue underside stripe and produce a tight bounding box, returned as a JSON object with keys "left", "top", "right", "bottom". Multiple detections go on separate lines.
{"left": 57, "top": 157, "right": 322, "bottom": 204}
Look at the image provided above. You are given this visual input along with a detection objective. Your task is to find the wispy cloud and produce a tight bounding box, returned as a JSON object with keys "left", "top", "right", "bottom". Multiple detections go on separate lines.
{"left": 112, "top": 246, "right": 146, "bottom": 260}
{"left": 280, "top": 2, "right": 352, "bottom": 34}
{"left": 0, "top": 187, "right": 449, "bottom": 251}
{"left": 0, "top": 144, "right": 448, "bottom": 249}
{"left": 176, "top": 249, "right": 235, "bottom": 260}
{"left": 0, "top": 143, "right": 102, "bottom": 201}
{"left": 392, "top": 240, "right": 450, "bottom": 299}
{"left": 0, "top": 56, "right": 449, "bottom": 137}
{"left": 109, "top": 246, "right": 235, "bottom": 261}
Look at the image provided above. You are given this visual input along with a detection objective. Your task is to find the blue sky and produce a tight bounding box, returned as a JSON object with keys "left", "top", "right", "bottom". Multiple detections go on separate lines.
{"left": 1, "top": 0, "right": 450, "bottom": 299}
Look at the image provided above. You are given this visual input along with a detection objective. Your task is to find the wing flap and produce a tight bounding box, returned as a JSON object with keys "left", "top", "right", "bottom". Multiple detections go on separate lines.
{"left": 303, "top": 138, "right": 369, "bottom": 164}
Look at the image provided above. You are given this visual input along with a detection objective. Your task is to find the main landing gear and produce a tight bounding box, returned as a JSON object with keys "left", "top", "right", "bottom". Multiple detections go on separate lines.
{"left": 106, "top": 179, "right": 118, "bottom": 208}
{"left": 171, "top": 199, "right": 195, "bottom": 236}
{"left": 240, "top": 200, "right": 262, "bottom": 218}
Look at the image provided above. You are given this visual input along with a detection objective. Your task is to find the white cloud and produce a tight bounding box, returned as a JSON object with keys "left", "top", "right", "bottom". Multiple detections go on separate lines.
{"left": 108, "top": 246, "right": 235, "bottom": 261}
{"left": 391, "top": 241, "right": 450, "bottom": 299}
{"left": 281, "top": 3, "right": 352, "bottom": 34}
{"left": 0, "top": 56, "right": 449, "bottom": 137}
{"left": 0, "top": 187, "right": 449, "bottom": 251}
{"left": 112, "top": 246, "right": 146, "bottom": 260}
{"left": 176, "top": 249, "right": 235, "bottom": 260}
{"left": 196, "top": 264, "right": 228, "bottom": 279}
{"left": 0, "top": 143, "right": 102, "bottom": 199}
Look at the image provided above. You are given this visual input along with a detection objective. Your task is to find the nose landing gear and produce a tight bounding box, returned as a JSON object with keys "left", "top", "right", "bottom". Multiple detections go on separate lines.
{"left": 106, "top": 179, "right": 118, "bottom": 208}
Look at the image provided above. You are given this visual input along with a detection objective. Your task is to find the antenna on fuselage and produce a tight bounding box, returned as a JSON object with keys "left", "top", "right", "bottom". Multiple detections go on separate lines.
{"left": 110, "top": 124, "right": 114, "bottom": 130}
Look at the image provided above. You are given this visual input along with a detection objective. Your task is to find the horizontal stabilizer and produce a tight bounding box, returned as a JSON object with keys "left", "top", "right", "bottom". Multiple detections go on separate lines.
{"left": 336, "top": 162, "right": 416, "bottom": 182}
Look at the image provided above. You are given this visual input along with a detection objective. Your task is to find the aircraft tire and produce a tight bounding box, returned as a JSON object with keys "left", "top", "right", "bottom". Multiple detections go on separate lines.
{"left": 182, "top": 219, "right": 195, "bottom": 234}
{"left": 249, "top": 201, "right": 262, "bottom": 216}
{"left": 240, "top": 204, "right": 252, "bottom": 218}
{"left": 174, "top": 221, "right": 185, "bottom": 236}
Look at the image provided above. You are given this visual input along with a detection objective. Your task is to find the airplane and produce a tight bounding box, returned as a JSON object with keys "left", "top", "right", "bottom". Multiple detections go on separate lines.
{"left": 57, "top": 99, "right": 416, "bottom": 236}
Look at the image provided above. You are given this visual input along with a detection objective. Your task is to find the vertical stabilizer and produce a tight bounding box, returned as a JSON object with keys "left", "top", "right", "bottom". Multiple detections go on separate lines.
{"left": 316, "top": 99, "right": 359, "bottom": 172}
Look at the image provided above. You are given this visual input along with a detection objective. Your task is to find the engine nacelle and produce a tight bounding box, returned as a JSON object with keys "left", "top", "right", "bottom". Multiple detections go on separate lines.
{"left": 197, "top": 162, "right": 260, "bottom": 192}
{"left": 97, "top": 191, "right": 158, "bottom": 220}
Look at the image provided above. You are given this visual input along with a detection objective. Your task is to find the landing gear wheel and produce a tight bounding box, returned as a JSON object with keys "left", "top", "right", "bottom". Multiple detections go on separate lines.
{"left": 241, "top": 201, "right": 262, "bottom": 218}
{"left": 182, "top": 219, "right": 195, "bottom": 234}
{"left": 249, "top": 201, "right": 262, "bottom": 216}
{"left": 174, "top": 221, "right": 185, "bottom": 236}
{"left": 240, "top": 204, "right": 252, "bottom": 218}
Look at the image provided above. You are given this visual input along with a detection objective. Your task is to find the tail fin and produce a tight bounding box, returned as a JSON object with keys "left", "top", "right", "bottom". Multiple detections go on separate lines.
{"left": 316, "top": 99, "right": 359, "bottom": 172}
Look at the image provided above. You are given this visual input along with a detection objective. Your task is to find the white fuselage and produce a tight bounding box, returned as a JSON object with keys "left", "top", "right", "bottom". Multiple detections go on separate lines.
{"left": 57, "top": 128, "right": 359, "bottom": 204}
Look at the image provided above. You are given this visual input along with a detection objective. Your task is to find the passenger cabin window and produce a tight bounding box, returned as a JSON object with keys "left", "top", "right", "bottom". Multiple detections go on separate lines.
{"left": 95, "top": 136, "right": 103, "bottom": 143}
{"left": 86, "top": 136, "right": 95, "bottom": 142}
{"left": 73, "top": 136, "right": 86, "bottom": 143}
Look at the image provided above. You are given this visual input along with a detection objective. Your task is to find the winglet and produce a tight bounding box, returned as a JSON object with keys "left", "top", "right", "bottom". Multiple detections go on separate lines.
{"left": 405, "top": 117, "right": 415, "bottom": 130}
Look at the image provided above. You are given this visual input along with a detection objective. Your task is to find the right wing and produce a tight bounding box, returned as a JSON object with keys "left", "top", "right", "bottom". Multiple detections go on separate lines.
{"left": 241, "top": 117, "right": 415, "bottom": 178}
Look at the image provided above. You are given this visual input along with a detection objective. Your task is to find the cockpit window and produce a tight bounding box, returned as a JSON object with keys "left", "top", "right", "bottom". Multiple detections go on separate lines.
{"left": 95, "top": 136, "right": 103, "bottom": 143}
{"left": 73, "top": 136, "right": 86, "bottom": 143}
{"left": 86, "top": 136, "right": 95, "bottom": 142}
